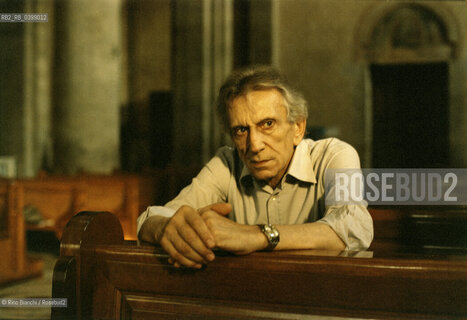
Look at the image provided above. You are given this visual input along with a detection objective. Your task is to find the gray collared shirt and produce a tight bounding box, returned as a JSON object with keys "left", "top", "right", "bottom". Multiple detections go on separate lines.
{"left": 137, "top": 138, "right": 374, "bottom": 250}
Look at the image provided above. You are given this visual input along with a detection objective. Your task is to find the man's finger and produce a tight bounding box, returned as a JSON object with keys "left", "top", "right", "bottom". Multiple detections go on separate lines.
{"left": 161, "top": 236, "right": 203, "bottom": 269}
{"left": 166, "top": 223, "right": 211, "bottom": 264}
{"left": 176, "top": 222, "right": 215, "bottom": 262}
{"left": 186, "top": 212, "right": 216, "bottom": 249}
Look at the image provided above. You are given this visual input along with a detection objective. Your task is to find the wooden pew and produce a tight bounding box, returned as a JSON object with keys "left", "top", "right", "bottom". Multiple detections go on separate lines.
{"left": 0, "top": 179, "right": 43, "bottom": 285}
{"left": 52, "top": 211, "right": 467, "bottom": 320}
{"left": 16, "top": 173, "right": 162, "bottom": 241}
{"left": 20, "top": 178, "right": 87, "bottom": 240}
{"left": 369, "top": 206, "right": 467, "bottom": 254}
{"left": 67, "top": 174, "right": 143, "bottom": 241}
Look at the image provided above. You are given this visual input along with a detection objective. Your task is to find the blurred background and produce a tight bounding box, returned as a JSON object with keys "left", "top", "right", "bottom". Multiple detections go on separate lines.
{"left": 0, "top": 0, "right": 466, "bottom": 181}
{"left": 0, "top": 1, "right": 466, "bottom": 318}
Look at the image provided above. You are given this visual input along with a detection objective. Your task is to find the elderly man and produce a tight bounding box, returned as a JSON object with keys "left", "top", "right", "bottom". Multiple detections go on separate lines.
{"left": 138, "top": 65, "right": 373, "bottom": 269}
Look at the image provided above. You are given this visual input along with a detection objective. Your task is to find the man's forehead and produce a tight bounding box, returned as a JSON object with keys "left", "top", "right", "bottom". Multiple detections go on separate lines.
{"left": 229, "top": 88, "right": 286, "bottom": 111}
{"left": 227, "top": 91, "right": 288, "bottom": 129}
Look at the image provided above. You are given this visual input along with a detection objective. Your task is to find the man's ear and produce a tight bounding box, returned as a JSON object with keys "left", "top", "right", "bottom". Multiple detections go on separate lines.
{"left": 293, "top": 119, "right": 307, "bottom": 146}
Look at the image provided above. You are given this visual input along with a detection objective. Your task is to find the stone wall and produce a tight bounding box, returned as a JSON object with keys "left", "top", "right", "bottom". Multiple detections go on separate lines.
{"left": 0, "top": 0, "right": 465, "bottom": 177}
{"left": 273, "top": 0, "right": 466, "bottom": 167}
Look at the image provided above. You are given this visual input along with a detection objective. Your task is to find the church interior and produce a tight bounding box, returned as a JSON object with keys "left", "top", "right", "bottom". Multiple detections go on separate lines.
{"left": 1, "top": 0, "right": 466, "bottom": 319}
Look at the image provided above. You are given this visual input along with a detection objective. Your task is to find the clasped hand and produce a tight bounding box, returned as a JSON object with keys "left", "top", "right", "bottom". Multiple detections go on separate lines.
{"left": 160, "top": 203, "right": 264, "bottom": 269}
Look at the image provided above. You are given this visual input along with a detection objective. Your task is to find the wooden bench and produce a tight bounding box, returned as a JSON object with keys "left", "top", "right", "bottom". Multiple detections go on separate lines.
{"left": 18, "top": 168, "right": 201, "bottom": 241}
{"left": 52, "top": 211, "right": 467, "bottom": 320}
{"left": 0, "top": 168, "right": 198, "bottom": 286}
{"left": 14, "top": 173, "right": 164, "bottom": 241}
{"left": 20, "top": 178, "right": 87, "bottom": 240}
{"left": 0, "top": 179, "right": 43, "bottom": 285}
{"left": 369, "top": 206, "right": 467, "bottom": 254}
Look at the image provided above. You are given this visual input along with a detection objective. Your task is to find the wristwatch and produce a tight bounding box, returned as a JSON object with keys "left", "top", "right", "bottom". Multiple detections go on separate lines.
{"left": 258, "top": 224, "right": 280, "bottom": 250}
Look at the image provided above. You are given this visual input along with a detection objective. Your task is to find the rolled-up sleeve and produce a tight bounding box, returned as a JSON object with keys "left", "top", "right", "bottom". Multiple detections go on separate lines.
{"left": 317, "top": 204, "right": 374, "bottom": 250}
{"left": 136, "top": 206, "right": 176, "bottom": 236}
{"left": 316, "top": 140, "right": 374, "bottom": 250}
{"left": 136, "top": 147, "right": 234, "bottom": 238}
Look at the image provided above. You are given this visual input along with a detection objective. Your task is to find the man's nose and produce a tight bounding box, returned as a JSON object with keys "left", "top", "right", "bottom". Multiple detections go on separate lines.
{"left": 248, "top": 129, "right": 265, "bottom": 153}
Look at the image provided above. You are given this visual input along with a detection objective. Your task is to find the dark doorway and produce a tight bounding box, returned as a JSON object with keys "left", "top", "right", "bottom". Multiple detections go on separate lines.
{"left": 371, "top": 63, "right": 449, "bottom": 168}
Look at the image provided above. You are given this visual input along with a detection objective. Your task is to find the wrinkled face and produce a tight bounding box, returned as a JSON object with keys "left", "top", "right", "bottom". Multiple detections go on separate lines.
{"left": 228, "top": 88, "right": 306, "bottom": 188}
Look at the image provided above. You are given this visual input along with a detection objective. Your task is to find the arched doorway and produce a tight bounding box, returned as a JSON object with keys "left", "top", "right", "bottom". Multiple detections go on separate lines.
{"left": 357, "top": 3, "right": 459, "bottom": 168}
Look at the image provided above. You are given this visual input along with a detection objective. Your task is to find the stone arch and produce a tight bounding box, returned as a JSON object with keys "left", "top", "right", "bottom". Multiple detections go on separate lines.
{"left": 355, "top": 2, "right": 462, "bottom": 167}
{"left": 355, "top": 2, "right": 461, "bottom": 63}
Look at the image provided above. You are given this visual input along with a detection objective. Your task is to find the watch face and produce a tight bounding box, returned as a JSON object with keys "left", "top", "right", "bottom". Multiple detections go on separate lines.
{"left": 271, "top": 228, "right": 279, "bottom": 238}
{"left": 264, "top": 225, "right": 279, "bottom": 245}
{"left": 259, "top": 224, "right": 280, "bottom": 250}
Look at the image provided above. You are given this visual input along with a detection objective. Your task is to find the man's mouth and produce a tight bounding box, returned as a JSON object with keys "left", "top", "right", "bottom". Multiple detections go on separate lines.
{"left": 250, "top": 159, "right": 271, "bottom": 167}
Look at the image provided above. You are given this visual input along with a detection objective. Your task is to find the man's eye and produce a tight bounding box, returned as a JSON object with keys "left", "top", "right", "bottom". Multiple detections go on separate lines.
{"left": 233, "top": 127, "right": 248, "bottom": 136}
{"left": 263, "top": 120, "right": 274, "bottom": 128}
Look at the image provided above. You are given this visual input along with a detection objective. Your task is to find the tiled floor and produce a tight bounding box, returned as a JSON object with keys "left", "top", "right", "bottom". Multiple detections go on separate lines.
{"left": 0, "top": 233, "right": 59, "bottom": 320}
{"left": 0, "top": 252, "right": 57, "bottom": 320}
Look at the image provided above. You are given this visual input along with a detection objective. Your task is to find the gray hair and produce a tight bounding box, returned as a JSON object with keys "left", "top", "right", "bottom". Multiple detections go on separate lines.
{"left": 216, "top": 65, "right": 308, "bottom": 133}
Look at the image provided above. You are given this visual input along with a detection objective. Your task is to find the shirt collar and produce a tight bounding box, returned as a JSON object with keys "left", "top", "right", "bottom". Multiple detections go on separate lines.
{"left": 240, "top": 139, "right": 317, "bottom": 187}
{"left": 287, "top": 139, "right": 317, "bottom": 184}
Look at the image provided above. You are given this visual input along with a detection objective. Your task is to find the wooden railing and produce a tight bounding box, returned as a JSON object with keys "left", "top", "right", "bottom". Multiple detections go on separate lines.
{"left": 52, "top": 210, "right": 467, "bottom": 320}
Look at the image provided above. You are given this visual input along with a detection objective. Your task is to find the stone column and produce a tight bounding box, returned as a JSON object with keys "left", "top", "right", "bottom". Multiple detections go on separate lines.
{"left": 53, "top": 0, "right": 121, "bottom": 174}
{"left": 23, "top": 0, "right": 55, "bottom": 177}
{"left": 172, "top": 0, "right": 233, "bottom": 166}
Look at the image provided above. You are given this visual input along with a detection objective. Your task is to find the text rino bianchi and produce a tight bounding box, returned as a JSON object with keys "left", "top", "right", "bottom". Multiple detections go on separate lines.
{"left": 0, "top": 298, "right": 67, "bottom": 308}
